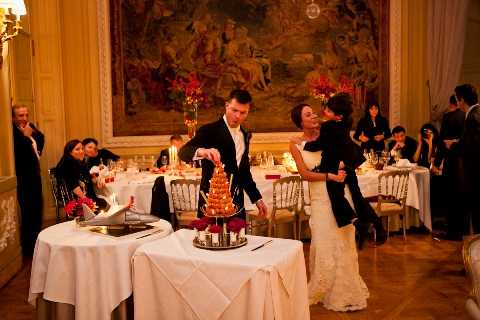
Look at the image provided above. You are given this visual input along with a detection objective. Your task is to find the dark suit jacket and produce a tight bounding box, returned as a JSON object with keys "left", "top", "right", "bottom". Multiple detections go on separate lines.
{"left": 453, "top": 104, "right": 480, "bottom": 191}
{"left": 85, "top": 148, "right": 120, "bottom": 170}
{"left": 304, "top": 120, "right": 365, "bottom": 173}
{"left": 434, "top": 108, "right": 465, "bottom": 169}
{"left": 387, "top": 136, "right": 417, "bottom": 163}
{"left": 13, "top": 123, "right": 45, "bottom": 179}
{"left": 178, "top": 118, "right": 262, "bottom": 215}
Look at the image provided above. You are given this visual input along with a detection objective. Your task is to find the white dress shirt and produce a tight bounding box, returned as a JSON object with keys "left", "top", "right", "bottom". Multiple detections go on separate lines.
{"left": 466, "top": 104, "right": 479, "bottom": 119}
{"left": 223, "top": 115, "right": 245, "bottom": 167}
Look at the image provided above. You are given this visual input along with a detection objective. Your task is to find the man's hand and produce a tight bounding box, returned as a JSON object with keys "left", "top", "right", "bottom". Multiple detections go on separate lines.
{"left": 394, "top": 141, "right": 405, "bottom": 149}
{"left": 431, "top": 166, "right": 441, "bottom": 176}
{"left": 359, "top": 133, "right": 369, "bottom": 143}
{"left": 444, "top": 139, "right": 458, "bottom": 150}
{"left": 197, "top": 148, "right": 221, "bottom": 163}
{"left": 374, "top": 134, "right": 384, "bottom": 142}
{"left": 255, "top": 199, "right": 268, "bottom": 219}
{"left": 22, "top": 123, "right": 33, "bottom": 137}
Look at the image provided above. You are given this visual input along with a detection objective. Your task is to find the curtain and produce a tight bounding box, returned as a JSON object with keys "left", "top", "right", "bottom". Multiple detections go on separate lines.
{"left": 427, "top": 0, "right": 470, "bottom": 124}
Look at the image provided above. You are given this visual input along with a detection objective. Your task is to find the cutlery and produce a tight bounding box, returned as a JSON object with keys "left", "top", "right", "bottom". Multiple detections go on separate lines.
{"left": 136, "top": 229, "right": 163, "bottom": 239}
{"left": 251, "top": 239, "right": 273, "bottom": 251}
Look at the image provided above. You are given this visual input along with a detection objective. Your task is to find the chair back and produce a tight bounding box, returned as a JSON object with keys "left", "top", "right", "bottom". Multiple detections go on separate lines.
{"left": 170, "top": 179, "right": 200, "bottom": 229}
{"left": 464, "top": 235, "right": 480, "bottom": 319}
{"left": 272, "top": 176, "right": 302, "bottom": 213}
{"left": 377, "top": 170, "right": 410, "bottom": 207}
{"left": 48, "top": 168, "right": 73, "bottom": 208}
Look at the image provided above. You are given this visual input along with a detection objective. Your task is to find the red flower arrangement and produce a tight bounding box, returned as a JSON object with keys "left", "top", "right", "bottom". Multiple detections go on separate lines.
{"left": 168, "top": 72, "right": 207, "bottom": 107}
{"left": 227, "top": 218, "right": 246, "bottom": 233}
{"left": 309, "top": 74, "right": 355, "bottom": 104}
{"left": 190, "top": 219, "right": 208, "bottom": 231}
{"left": 208, "top": 224, "right": 222, "bottom": 234}
{"left": 64, "top": 197, "right": 96, "bottom": 218}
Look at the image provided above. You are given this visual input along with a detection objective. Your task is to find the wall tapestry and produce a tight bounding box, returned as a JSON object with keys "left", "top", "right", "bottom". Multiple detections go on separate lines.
{"left": 109, "top": 0, "right": 389, "bottom": 136}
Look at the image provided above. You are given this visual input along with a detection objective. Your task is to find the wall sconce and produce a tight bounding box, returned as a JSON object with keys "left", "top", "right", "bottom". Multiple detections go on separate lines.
{"left": 0, "top": 0, "right": 26, "bottom": 69}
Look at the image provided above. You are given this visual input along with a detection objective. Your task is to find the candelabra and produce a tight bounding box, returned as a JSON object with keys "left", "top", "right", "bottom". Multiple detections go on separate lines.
{"left": 0, "top": 1, "right": 27, "bottom": 69}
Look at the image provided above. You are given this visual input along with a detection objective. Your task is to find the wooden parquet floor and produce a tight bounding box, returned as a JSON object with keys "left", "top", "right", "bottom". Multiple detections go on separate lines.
{"left": 0, "top": 234, "right": 470, "bottom": 320}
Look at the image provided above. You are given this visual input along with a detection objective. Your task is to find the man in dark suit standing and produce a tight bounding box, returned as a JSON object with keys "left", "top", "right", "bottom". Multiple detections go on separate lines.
{"left": 432, "top": 95, "right": 465, "bottom": 240}
{"left": 12, "top": 104, "right": 45, "bottom": 255}
{"left": 179, "top": 89, "right": 267, "bottom": 219}
{"left": 448, "top": 84, "right": 480, "bottom": 234}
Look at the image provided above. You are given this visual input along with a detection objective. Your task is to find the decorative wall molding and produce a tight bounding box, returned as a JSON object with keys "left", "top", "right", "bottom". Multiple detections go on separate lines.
{"left": 0, "top": 196, "right": 16, "bottom": 252}
{"left": 389, "top": 0, "right": 402, "bottom": 127}
{"left": 98, "top": 0, "right": 402, "bottom": 147}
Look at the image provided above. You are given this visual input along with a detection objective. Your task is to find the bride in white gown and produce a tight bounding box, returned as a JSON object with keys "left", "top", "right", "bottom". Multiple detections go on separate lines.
{"left": 289, "top": 104, "right": 369, "bottom": 311}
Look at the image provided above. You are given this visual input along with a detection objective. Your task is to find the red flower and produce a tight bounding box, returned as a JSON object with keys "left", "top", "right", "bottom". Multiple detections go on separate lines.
{"left": 64, "top": 197, "right": 96, "bottom": 217}
{"left": 208, "top": 224, "right": 222, "bottom": 234}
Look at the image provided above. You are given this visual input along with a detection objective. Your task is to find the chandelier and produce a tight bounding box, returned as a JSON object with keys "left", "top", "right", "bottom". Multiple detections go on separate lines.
{"left": 306, "top": 0, "right": 321, "bottom": 19}
{"left": 0, "top": 0, "right": 26, "bottom": 69}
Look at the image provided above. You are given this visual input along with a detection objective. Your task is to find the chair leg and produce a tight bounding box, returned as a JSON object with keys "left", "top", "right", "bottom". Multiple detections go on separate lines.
{"left": 297, "top": 218, "right": 302, "bottom": 241}
{"left": 293, "top": 221, "right": 297, "bottom": 240}
{"left": 268, "top": 221, "right": 273, "bottom": 237}
{"left": 387, "top": 216, "right": 390, "bottom": 239}
{"left": 402, "top": 214, "right": 407, "bottom": 241}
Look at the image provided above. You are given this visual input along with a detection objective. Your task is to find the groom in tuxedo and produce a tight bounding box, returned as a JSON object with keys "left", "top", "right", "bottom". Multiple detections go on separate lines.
{"left": 179, "top": 89, "right": 268, "bottom": 219}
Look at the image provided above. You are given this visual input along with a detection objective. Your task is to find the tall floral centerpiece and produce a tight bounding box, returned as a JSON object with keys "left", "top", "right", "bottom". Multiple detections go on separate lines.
{"left": 308, "top": 74, "right": 355, "bottom": 105}
{"left": 168, "top": 73, "right": 207, "bottom": 139}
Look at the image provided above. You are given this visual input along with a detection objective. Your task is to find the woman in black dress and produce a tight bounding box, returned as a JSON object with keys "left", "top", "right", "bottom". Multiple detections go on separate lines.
{"left": 413, "top": 123, "right": 439, "bottom": 168}
{"left": 353, "top": 101, "right": 391, "bottom": 152}
{"left": 55, "top": 140, "right": 107, "bottom": 208}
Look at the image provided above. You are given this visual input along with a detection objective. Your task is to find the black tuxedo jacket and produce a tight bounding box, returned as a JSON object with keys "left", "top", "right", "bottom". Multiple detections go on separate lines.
{"left": 178, "top": 118, "right": 261, "bottom": 215}
{"left": 304, "top": 120, "right": 365, "bottom": 173}
{"left": 454, "top": 105, "right": 480, "bottom": 191}
{"left": 13, "top": 123, "right": 45, "bottom": 179}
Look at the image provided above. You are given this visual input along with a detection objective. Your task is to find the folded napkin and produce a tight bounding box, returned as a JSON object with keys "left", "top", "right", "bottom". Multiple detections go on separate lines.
{"left": 396, "top": 159, "right": 414, "bottom": 168}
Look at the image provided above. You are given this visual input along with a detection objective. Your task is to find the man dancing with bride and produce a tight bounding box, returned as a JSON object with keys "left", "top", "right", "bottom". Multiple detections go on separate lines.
{"left": 289, "top": 93, "right": 383, "bottom": 311}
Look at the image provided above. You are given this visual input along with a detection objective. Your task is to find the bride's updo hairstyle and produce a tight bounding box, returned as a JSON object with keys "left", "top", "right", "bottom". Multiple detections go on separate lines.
{"left": 290, "top": 103, "right": 311, "bottom": 129}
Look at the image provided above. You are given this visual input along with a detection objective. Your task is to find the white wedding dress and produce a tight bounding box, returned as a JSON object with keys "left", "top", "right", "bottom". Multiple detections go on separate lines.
{"left": 300, "top": 149, "right": 369, "bottom": 311}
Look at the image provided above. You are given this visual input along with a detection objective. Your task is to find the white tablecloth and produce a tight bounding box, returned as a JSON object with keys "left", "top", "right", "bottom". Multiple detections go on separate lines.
{"left": 28, "top": 219, "right": 173, "bottom": 320}
{"left": 132, "top": 229, "right": 309, "bottom": 320}
{"left": 105, "top": 165, "right": 431, "bottom": 230}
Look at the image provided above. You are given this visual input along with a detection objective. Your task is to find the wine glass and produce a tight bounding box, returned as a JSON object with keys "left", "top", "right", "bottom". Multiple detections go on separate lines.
{"left": 394, "top": 150, "right": 401, "bottom": 165}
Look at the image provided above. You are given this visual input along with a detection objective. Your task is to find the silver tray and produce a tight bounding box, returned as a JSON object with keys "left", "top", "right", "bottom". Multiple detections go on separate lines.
{"left": 193, "top": 237, "right": 247, "bottom": 250}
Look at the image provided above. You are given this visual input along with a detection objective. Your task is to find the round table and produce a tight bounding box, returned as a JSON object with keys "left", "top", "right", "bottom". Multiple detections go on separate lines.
{"left": 28, "top": 219, "right": 172, "bottom": 320}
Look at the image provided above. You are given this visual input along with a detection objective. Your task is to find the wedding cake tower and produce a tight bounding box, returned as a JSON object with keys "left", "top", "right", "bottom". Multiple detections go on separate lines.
{"left": 205, "top": 163, "right": 235, "bottom": 216}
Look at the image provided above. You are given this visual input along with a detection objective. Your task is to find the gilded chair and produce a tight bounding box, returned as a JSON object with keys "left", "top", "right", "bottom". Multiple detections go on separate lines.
{"left": 48, "top": 168, "right": 73, "bottom": 223}
{"left": 296, "top": 179, "right": 311, "bottom": 240}
{"left": 369, "top": 170, "right": 410, "bottom": 240}
{"left": 269, "top": 176, "right": 302, "bottom": 239}
{"left": 464, "top": 235, "right": 480, "bottom": 320}
{"left": 170, "top": 179, "right": 200, "bottom": 230}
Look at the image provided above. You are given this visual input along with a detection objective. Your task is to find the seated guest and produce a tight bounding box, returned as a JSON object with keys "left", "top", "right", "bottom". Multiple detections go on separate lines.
{"left": 388, "top": 126, "right": 418, "bottom": 162}
{"left": 413, "top": 123, "right": 439, "bottom": 168}
{"left": 353, "top": 100, "right": 391, "bottom": 152}
{"left": 156, "top": 134, "right": 184, "bottom": 167}
{"left": 55, "top": 140, "right": 107, "bottom": 209}
{"left": 82, "top": 137, "right": 120, "bottom": 169}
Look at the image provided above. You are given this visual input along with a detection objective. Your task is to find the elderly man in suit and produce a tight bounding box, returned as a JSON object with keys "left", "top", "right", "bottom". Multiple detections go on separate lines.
{"left": 12, "top": 104, "right": 45, "bottom": 255}
{"left": 447, "top": 84, "right": 480, "bottom": 235}
{"left": 179, "top": 89, "right": 267, "bottom": 219}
